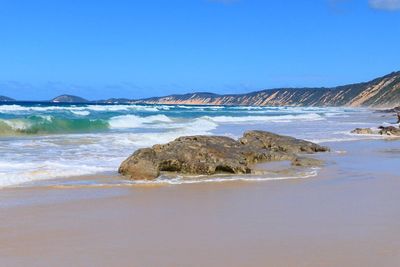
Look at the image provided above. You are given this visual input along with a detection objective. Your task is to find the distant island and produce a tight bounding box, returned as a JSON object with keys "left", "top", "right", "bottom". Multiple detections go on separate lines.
{"left": 51, "top": 95, "right": 89, "bottom": 103}
{"left": 1, "top": 71, "right": 400, "bottom": 108}
{"left": 0, "top": 96, "right": 15, "bottom": 102}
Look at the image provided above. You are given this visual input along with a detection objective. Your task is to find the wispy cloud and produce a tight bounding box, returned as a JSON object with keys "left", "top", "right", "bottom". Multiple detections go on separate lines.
{"left": 369, "top": 0, "right": 400, "bottom": 11}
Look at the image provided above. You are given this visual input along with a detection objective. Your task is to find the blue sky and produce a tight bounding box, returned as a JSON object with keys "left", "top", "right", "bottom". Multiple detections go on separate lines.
{"left": 0, "top": 0, "right": 399, "bottom": 100}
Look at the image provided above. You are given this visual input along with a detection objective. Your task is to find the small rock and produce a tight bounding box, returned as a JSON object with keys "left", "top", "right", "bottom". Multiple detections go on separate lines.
{"left": 351, "top": 128, "right": 374, "bottom": 135}
{"left": 379, "top": 126, "right": 400, "bottom": 136}
{"left": 292, "top": 157, "right": 324, "bottom": 167}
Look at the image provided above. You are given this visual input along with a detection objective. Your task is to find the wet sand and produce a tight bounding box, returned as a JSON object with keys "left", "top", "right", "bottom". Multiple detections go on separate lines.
{"left": 1, "top": 139, "right": 400, "bottom": 267}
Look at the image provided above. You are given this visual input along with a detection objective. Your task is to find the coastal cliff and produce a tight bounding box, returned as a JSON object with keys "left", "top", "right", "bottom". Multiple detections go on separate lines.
{"left": 132, "top": 71, "right": 400, "bottom": 108}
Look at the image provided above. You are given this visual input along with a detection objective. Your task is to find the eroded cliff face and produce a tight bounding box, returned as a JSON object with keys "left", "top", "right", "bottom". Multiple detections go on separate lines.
{"left": 133, "top": 72, "right": 400, "bottom": 108}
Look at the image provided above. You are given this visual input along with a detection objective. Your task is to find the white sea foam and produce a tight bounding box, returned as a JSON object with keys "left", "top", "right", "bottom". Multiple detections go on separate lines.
{"left": 0, "top": 104, "right": 365, "bottom": 114}
{"left": 109, "top": 114, "right": 173, "bottom": 129}
{"left": 0, "top": 161, "right": 113, "bottom": 187}
{"left": 308, "top": 130, "right": 387, "bottom": 143}
{"left": 177, "top": 105, "right": 224, "bottom": 110}
{"left": 203, "top": 113, "right": 324, "bottom": 123}
{"left": 0, "top": 104, "right": 378, "bottom": 188}
{"left": 0, "top": 104, "right": 164, "bottom": 114}
{"left": 109, "top": 117, "right": 218, "bottom": 147}
{"left": 233, "top": 106, "right": 264, "bottom": 110}
{"left": 0, "top": 105, "right": 28, "bottom": 112}
{"left": 71, "top": 110, "right": 90, "bottom": 116}
{"left": 128, "top": 169, "right": 319, "bottom": 185}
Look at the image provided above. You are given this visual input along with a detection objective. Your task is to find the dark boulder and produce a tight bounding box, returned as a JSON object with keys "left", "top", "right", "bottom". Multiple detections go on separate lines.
{"left": 378, "top": 126, "right": 400, "bottom": 136}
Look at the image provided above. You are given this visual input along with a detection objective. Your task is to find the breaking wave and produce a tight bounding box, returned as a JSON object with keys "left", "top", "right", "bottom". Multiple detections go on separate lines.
{"left": 203, "top": 113, "right": 324, "bottom": 123}
{"left": 0, "top": 104, "right": 168, "bottom": 114}
{"left": 109, "top": 114, "right": 173, "bottom": 129}
{"left": 0, "top": 116, "right": 109, "bottom": 135}
{"left": 0, "top": 115, "right": 179, "bottom": 135}
{"left": 0, "top": 112, "right": 228, "bottom": 136}
{"left": 0, "top": 103, "right": 375, "bottom": 188}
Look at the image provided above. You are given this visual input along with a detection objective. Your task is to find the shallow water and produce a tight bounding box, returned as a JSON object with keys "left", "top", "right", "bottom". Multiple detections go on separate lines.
{"left": 0, "top": 139, "right": 399, "bottom": 267}
{"left": 0, "top": 103, "right": 397, "bottom": 187}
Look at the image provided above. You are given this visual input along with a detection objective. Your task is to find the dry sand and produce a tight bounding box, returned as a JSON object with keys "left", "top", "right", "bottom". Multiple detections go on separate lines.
{"left": 1, "top": 140, "right": 399, "bottom": 267}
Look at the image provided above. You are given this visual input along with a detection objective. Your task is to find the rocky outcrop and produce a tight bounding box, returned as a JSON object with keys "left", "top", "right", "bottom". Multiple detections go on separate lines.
{"left": 351, "top": 126, "right": 400, "bottom": 136}
{"left": 119, "top": 130, "right": 329, "bottom": 180}
{"left": 51, "top": 95, "right": 88, "bottom": 103}
{"left": 378, "top": 126, "right": 400, "bottom": 136}
{"left": 351, "top": 128, "right": 375, "bottom": 135}
{"left": 352, "top": 108, "right": 400, "bottom": 136}
{"left": 122, "top": 71, "right": 400, "bottom": 108}
{"left": 380, "top": 106, "right": 400, "bottom": 113}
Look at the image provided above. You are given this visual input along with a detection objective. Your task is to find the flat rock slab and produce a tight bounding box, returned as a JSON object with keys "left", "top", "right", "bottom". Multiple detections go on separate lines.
{"left": 119, "top": 130, "right": 329, "bottom": 180}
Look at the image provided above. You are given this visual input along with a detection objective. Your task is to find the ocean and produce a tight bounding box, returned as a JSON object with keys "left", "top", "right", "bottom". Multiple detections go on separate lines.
{"left": 0, "top": 102, "right": 393, "bottom": 187}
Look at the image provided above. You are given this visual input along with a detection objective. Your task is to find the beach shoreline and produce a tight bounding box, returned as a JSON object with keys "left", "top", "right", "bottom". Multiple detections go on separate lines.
{"left": 1, "top": 139, "right": 399, "bottom": 266}
{"left": 1, "top": 0, "right": 400, "bottom": 265}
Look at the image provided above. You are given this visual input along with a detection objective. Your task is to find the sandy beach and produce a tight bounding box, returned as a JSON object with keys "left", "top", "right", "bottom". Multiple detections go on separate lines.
{"left": 1, "top": 139, "right": 399, "bottom": 267}
{"left": 1, "top": 1, "right": 400, "bottom": 265}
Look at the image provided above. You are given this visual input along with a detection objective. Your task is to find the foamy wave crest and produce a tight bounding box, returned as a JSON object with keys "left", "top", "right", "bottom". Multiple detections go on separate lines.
{"left": 177, "top": 105, "right": 224, "bottom": 110}
{"left": 0, "top": 116, "right": 109, "bottom": 135}
{"left": 110, "top": 117, "right": 218, "bottom": 147}
{"left": 203, "top": 113, "right": 324, "bottom": 123}
{"left": 230, "top": 106, "right": 265, "bottom": 110}
{"left": 129, "top": 168, "right": 319, "bottom": 185}
{"left": 0, "top": 104, "right": 29, "bottom": 113}
{"left": 0, "top": 104, "right": 90, "bottom": 113}
{"left": 0, "top": 114, "right": 218, "bottom": 136}
{"left": 86, "top": 105, "right": 161, "bottom": 112}
{"left": 71, "top": 110, "right": 90, "bottom": 116}
{"left": 0, "top": 104, "right": 166, "bottom": 114}
{"left": 109, "top": 114, "right": 173, "bottom": 129}
{"left": 0, "top": 161, "right": 113, "bottom": 187}
{"left": 0, "top": 116, "right": 219, "bottom": 187}
{"left": 42, "top": 169, "right": 319, "bottom": 188}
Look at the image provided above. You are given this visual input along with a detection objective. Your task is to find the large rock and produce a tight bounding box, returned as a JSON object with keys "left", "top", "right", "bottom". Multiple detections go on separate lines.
{"left": 119, "top": 130, "right": 329, "bottom": 180}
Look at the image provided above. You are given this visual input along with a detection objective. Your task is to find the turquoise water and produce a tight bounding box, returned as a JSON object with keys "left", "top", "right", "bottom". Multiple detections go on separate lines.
{"left": 0, "top": 102, "right": 393, "bottom": 187}
{"left": 0, "top": 102, "right": 346, "bottom": 135}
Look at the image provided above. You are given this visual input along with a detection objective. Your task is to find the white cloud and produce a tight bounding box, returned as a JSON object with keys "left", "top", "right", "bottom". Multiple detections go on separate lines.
{"left": 369, "top": 0, "right": 400, "bottom": 11}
